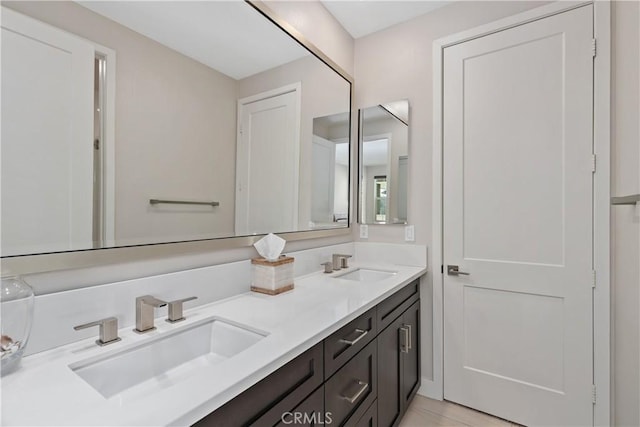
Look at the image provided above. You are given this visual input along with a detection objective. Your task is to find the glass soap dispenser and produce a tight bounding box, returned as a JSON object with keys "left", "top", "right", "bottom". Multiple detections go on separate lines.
{"left": 1, "top": 276, "right": 34, "bottom": 375}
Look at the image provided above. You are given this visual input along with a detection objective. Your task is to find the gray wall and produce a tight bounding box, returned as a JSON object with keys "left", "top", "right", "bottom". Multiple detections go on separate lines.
{"left": 611, "top": 2, "right": 640, "bottom": 425}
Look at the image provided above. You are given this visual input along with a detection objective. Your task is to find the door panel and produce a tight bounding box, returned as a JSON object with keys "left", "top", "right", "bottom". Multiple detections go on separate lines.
{"left": 443, "top": 5, "right": 594, "bottom": 426}
{"left": 236, "top": 89, "right": 299, "bottom": 235}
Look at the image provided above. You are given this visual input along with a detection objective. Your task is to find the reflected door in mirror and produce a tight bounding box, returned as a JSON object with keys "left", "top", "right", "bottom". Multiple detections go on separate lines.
{"left": 1, "top": 8, "right": 94, "bottom": 256}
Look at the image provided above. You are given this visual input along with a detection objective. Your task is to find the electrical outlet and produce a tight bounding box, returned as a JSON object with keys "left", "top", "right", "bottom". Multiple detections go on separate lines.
{"left": 404, "top": 225, "right": 415, "bottom": 242}
{"left": 359, "top": 224, "right": 368, "bottom": 239}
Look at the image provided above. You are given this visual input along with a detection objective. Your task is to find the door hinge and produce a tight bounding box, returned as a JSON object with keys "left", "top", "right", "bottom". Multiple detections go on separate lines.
{"left": 94, "top": 139, "right": 100, "bottom": 150}
{"left": 441, "top": 265, "right": 444, "bottom": 275}
{"left": 592, "top": 38, "right": 597, "bottom": 57}
{"left": 592, "top": 384, "right": 597, "bottom": 404}
{"left": 592, "top": 154, "right": 597, "bottom": 173}
{"left": 592, "top": 270, "right": 596, "bottom": 288}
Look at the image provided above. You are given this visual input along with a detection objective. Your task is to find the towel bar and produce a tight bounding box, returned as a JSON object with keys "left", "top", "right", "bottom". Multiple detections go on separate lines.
{"left": 149, "top": 199, "right": 219, "bottom": 207}
{"left": 611, "top": 194, "right": 640, "bottom": 205}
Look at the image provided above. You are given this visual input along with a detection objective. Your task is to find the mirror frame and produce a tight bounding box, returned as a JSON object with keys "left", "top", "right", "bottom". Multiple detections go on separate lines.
{"left": 2, "top": 0, "right": 354, "bottom": 276}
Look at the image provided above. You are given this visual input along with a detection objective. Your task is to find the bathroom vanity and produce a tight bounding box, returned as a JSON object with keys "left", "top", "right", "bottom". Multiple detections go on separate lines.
{"left": 1, "top": 252, "right": 426, "bottom": 427}
{"left": 197, "top": 278, "right": 420, "bottom": 426}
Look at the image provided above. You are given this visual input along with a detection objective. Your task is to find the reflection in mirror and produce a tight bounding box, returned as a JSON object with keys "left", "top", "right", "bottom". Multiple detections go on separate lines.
{"left": 0, "top": 1, "right": 351, "bottom": 257}
{"left": 311, "top": 113, "right": 350, "bottom": 229}
{"left": 358, "top": 100, "right": 409, "bottom": 225}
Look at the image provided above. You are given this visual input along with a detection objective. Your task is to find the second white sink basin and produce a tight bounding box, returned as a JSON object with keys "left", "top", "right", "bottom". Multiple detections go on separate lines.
{"left": 69, "top": 317, "right": 267, "bottom": 399}
{"left": 335, "top": 268, "right": 397, "bottom": 283}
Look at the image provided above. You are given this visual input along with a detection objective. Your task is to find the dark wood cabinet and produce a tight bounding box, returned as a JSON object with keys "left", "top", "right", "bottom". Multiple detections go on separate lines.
{"left": 194, "top": 343, "right": 323, "bottom": 427}
{"left": 324, "top": 307, "right": 377, "bottom": 379}
{"left": 273, "top": 386, "right": 326, "bottom": 427}
{"left": 193, "top": 278, "right": 421, "bottom": 427}
{"left": 400, "top": 301, "right": 420, "bottom": 409}
{"left": 377, "top": 315, "right": 404, "bottom": 427}
{"left": 325, "top": 339, "right": 377, "bottom": 426}
{"left": 377, "top": 300, "right": 421, "bottom": 427}
{"left": 352, "top": 400, "right": 378, "bottom": 427}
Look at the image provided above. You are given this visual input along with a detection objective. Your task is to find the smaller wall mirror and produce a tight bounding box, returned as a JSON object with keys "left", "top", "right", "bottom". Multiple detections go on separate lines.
{"left": 358, "top": 100, "right": 409, "bottom": 224}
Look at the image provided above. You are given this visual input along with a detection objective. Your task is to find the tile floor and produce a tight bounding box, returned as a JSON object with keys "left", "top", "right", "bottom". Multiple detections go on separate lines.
{"left": 398, "top": 395, "right": 522, "bottom": 427}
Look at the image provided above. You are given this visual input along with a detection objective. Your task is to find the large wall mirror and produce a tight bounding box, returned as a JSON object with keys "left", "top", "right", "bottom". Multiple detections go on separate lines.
{"left": 1, "top": 1, "right": 351, "bottom": 259}
{"left": 358, "top": 100, "right": 409, "bottom": 225}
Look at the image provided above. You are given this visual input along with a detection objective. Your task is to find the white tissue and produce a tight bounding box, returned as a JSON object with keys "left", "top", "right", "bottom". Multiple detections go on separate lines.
{"left": 253, "top": 233, "right": 286, "bottom": 262}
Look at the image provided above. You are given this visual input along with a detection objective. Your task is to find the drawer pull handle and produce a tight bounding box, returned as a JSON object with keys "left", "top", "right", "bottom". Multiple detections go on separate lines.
{"left": 340, "top": 380, "right": 369, "bottom": 404}
{"left": 339, "top": 328, "right": 368, "bottom": 346}
{"left": 400, "top": 326, "right": 410, "bottom": 353}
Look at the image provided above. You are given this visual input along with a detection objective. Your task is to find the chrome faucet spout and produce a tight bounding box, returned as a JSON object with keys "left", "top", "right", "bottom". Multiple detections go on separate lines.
{"left": 134, "top": 295, "right": 167, "bottom": 333}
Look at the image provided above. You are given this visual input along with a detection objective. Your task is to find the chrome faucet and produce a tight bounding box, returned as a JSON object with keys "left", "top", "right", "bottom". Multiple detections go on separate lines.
{"left": 134, "top": 295, "right": 167, "bottom": 333}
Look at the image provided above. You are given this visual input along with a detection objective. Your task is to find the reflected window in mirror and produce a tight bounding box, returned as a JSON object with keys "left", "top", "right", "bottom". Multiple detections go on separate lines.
{"left": 358, "top": 100, "right": 409, "bottom": 225}
{"left": 0, "top": 1, "right": 351, "bottom": 257}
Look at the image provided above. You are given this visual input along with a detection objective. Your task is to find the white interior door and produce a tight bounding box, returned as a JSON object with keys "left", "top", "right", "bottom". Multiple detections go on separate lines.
{"left": 1, "top": 7, "right": 94, "bottom": 255}
{"left": 235, "top": 87, "right": 300, "bottom": 235}
{"left": 311, "top": 135, "right": 336, "bottom": 225}
{"left": 443, "top": 5, "right": 594, "bottom": 426}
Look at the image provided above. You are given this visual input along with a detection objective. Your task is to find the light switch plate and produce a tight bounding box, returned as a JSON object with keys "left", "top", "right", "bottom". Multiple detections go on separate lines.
{"left": 404, "top": 225, "right": 415, "bottom": 242}
{"left": 360, "top": 224, "right": 368, "bottom": 239}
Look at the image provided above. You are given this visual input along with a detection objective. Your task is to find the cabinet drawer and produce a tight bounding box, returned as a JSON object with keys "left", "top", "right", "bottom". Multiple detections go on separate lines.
{"left": 325, "top": 340, "right": 377, "bottom": 427}
{"left": 377, "top": 280, "right": 419, "bottom": 331}
{"left": 350, "top": 399, "right": 377, "bottom": 427}
{"left": 271, "top": 385, "right": 326, "bottom": 427}
{"left": 195, "top": 342, "right": 324, "bottom": 426}
{"left": 324, "top": 307, "right": 376, "bottom": 379}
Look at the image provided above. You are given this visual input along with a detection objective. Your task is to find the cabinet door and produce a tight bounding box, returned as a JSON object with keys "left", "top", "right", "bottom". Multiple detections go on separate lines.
{"left": 400, "top": 301, "right": 420, "bottom": 409}
{"left": 377, "top": 315, "right": 404, "bottom": 427}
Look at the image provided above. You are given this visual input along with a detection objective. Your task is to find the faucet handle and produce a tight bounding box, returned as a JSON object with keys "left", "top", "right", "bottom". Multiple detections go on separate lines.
{"left": 74, "top": 317, "right": 121, "bottom": 346}
{"left": 321, "top": 262, "right": 333, "bottom": 274}
{"left": 339, "top": 255, "right": 353, "bottom": 269}
{"left": 166, "top": 296, "right": 198, "bottom": 323}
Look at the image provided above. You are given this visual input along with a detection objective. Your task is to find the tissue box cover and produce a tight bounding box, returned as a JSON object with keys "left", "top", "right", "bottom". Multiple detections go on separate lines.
{"left": 251, "top": 256, "right": 294, "bottom": 295}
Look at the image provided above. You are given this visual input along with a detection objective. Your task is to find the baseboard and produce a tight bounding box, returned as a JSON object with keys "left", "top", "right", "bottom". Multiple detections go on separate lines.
{"left": 417, "top": 376, "right": 443, "bottom": 400}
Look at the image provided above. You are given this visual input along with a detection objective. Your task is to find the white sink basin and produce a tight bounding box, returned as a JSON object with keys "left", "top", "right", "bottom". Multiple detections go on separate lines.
{"left": 69, "top": 317, "right": 267, "bottom": 399}
{"left": 335, "top": 268, "right": 397, "bottom": 282}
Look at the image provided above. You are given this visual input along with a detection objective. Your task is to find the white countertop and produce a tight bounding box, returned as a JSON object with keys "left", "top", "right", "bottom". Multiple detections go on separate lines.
{"left": 1, "top": 263, "right": 426, "bottom": 426}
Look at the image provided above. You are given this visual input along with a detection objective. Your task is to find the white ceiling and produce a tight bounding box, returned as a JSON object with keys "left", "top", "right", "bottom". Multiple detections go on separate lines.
{"left": 77, "top": 1, "right": 309, "bottom": 80}
{"left": 321, "top": 1, "right": 451, "bottom": 39}
{"left": 363, "top": 138, "right": 389, "bottom": 166}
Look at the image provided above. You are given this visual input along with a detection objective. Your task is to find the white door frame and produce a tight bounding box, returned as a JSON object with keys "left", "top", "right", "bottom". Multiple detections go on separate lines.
{"left": 91, "top": 42, "right": 116, "bottom": 248}
{"left": 430, "top": 2, "right": 610, "bottom": 425}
